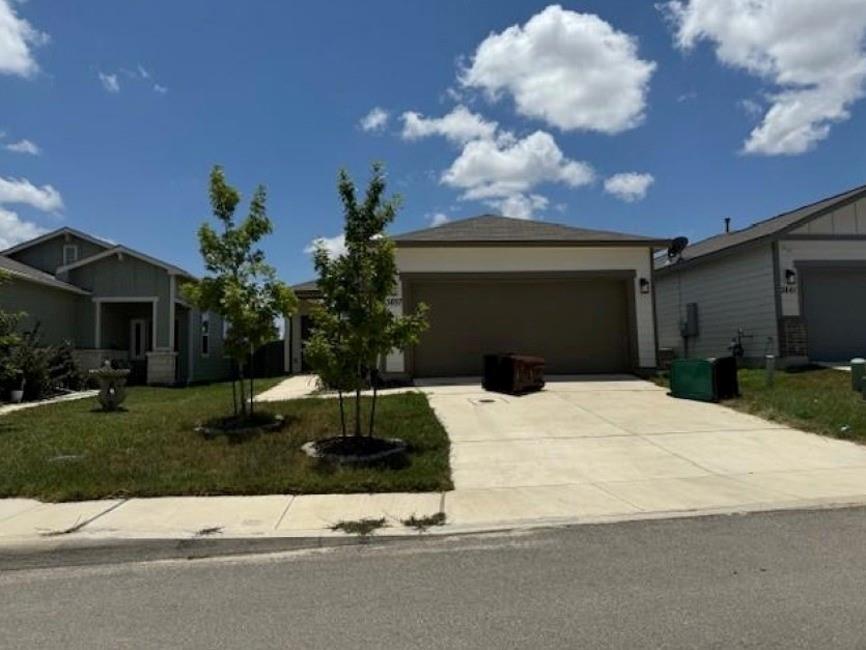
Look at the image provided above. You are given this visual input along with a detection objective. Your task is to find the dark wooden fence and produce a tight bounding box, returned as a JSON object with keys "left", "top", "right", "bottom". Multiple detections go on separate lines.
{"left": 250, "top": 340, "right": 286, "bottom": 378}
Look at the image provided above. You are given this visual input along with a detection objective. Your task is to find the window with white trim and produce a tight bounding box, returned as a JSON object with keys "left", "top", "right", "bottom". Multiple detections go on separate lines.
{"left": 201, "top": 312, "right": 210, "bottom": 357}
{"left": 63, "top": 244, "right": 78, "bottom": 265}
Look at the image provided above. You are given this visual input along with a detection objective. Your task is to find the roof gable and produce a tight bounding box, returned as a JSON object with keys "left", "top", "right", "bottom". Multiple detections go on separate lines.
{"left": 1, "top": 227, "right": 111, "bottom": 256}
{"left": 57, "top": 245, "right": 194, "bottom": 278}
{"left": 393, "top": 214, "right": 668, "bottom": 247}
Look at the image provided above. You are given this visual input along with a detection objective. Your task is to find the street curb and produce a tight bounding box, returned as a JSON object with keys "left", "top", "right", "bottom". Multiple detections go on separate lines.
{"left": 0, "top": 534, "right": 409, "bottom": 572}
{"left": 4, "top": 500, "right": 866, "bottom": 572}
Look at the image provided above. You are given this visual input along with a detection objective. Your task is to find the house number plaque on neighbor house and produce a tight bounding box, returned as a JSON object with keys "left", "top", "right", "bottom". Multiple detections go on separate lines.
{"left": 386, "top": 297, "right": 402, "bottom": 307}
{"left": 780, "top": 285, "right": 797, "bottom": 294}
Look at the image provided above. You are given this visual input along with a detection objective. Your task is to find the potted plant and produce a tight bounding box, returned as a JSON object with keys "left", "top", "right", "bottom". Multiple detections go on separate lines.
{"left": 9, "top": 373, "right": 25, "bottom": 404}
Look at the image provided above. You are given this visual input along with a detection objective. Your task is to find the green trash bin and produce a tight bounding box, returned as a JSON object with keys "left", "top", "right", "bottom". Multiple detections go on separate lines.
{"left": 670, "top": 358, "right": 716, "bottom": 402}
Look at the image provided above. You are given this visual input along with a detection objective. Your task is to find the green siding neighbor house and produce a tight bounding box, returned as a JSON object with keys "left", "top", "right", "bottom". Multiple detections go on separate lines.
{"left": 0, "top": 227, "right": 231, "bottom": 385}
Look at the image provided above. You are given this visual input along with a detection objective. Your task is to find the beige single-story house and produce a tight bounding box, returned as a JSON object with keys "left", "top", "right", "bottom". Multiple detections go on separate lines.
{"left": 655, "top": 183, "right": 866, "bottom": 364}
{"left": 287, "top": 215, "right": 670, "bottom": 378}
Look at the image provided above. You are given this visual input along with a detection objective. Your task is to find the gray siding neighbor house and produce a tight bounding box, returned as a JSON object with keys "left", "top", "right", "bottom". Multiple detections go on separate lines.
{"left": 1, "top": 227, "right": 231, "bottom": 385}
{"left": 655, "top": 183, "right": 866, "bottom": 365}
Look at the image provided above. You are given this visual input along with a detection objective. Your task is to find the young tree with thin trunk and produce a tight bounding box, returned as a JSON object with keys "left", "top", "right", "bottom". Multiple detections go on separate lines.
{"left": 305, "top": 163, "right": 428, "bottom": 438}
{"left": 184, "top": 166, "right": 297, "bottom": 419}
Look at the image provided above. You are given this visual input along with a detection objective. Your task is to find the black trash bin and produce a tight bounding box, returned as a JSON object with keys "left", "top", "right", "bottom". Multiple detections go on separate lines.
{"left": 482, "top": 353, "right": 545, "bottom": 395}
{"left": 712, "top": 356, "right": 740, "bottom": 400}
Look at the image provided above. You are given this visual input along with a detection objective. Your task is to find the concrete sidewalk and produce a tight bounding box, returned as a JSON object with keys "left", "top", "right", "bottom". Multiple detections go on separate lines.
{"left": 255, "top": 374, "right": 319, "bottom": 401}
{"left": 0, "top": 390, "right": 98, "bottom": 417}
{"left": 4, "top": 486, "right": 866, "bottom": 550}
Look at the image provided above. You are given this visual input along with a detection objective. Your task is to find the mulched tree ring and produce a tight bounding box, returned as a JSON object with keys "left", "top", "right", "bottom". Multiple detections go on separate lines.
{"left": 195, "top": 413, "right": 285, "bottom": 439}
{"left": 302, "top": 437, "right": 408, "bottom": 464}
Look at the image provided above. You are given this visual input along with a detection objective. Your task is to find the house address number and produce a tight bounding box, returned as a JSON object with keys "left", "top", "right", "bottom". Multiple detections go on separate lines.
{"left": 386, "top": 297, "right": 402, "bottom": 307}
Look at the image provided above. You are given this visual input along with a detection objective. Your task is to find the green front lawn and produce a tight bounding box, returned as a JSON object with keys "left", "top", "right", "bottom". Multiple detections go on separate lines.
{"left": 0, "top": 379, "right": 452, "bottom": 502}
{"left": 732, "top": 367, "right": 866, "bottom": 442}
{"left": 659, "top": 367, "right": 866, "bottom": 443}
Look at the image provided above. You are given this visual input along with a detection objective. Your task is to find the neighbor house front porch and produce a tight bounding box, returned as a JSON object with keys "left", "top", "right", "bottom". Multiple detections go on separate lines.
{"left": 76, "top": 296, "right": 184, "bottom": 385}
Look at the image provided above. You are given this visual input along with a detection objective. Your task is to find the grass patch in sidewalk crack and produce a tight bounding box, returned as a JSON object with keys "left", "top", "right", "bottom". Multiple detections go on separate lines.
{"left": 402, "top": 512, "right": 446, "bottom": 533}
{"left": 330, "top": 517, "right": 388, "bottom": 540}
{"left": 195, "top": 526, "right": 223, "bottom": 537}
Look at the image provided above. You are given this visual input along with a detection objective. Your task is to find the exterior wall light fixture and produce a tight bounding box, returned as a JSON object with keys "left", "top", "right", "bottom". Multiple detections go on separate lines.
{"left": 639, "top": 278, "right": 651, "bottom": 294}
{"left": 785, "top": 269, "right": 797, "bottom": 285}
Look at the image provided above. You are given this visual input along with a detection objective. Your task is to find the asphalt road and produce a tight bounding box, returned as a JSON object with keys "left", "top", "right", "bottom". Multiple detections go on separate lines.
{"left": 3, "top": 507, "right": 866, "bottom": 649}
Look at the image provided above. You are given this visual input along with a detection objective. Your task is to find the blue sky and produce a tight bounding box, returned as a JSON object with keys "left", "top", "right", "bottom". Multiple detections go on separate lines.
{"left": 2, "top": 0, "right": 866, "bottom": 283}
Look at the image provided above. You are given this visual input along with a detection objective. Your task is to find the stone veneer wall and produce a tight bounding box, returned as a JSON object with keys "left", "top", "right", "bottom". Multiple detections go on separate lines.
{"left": 145, "top": 350, "right": 177, "bottom": 385}
{"left": 73, "top": 349, "right": 129, "bottom": 372}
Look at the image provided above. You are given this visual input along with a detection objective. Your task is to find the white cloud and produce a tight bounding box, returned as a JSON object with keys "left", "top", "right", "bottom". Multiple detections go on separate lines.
{"left": 0, "top": 176, "right": 63, "bottom": 211}
{"left": 98, "top": 71, "right": 120, "bottom": 93}
{"left": 460, "top": 5, "right": 656, "bottom": 134}
{"left": 304, "top": 234, "right": 346, "bottom": 260}
{"left": 485, "top": 193, "right": 549, "bottom": 220}
{"left": 359, "top": 107, "right": 389, "bottom": 133}
{"left": 662, "top": 0, "right": 866, "bottom": 155}
{"left": 0, "top": 207, "right": 46, "bottom": 249}
{"left": 443, "top": 130, "right": 594, "bottom": 199}
{"left": 739, "top": 97, "right": 764, "bottom": 119}
{"left": 401, "top": 105, "right": 498, "bottom": 144}
{"left": 604, "top": 172, "right": 655, "bottom": 202}
{"left": 5, "top": 138, "right": 39, "bottom": 155}
{"left": 121, "top": 64, "right": 168, "bottom": 93}
{"left": 441, "top": 130, "right": 594, "bottom": 220}
{"left": 0, "top": 0, "right": 48, "bottom": 78}
{"left": 428, "top": 213, "right": 450, "bottom": 227}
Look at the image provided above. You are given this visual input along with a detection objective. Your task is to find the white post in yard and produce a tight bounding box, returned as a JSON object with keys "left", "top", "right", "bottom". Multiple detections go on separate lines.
{"left": 850, "top": 358, "right": 865, "bottom": 393}
{"left": 765, "top": 354, "right": 775, "bottom": 388}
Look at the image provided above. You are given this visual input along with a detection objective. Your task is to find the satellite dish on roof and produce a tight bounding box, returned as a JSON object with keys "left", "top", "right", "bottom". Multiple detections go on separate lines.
{"left": 667, "top": 236, "right": 689, "bottom": 261}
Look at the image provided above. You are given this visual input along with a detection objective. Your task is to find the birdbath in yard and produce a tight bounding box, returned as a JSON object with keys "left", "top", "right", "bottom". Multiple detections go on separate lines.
{"left": 90, "top": 360, "right": 131, "bottom": 411}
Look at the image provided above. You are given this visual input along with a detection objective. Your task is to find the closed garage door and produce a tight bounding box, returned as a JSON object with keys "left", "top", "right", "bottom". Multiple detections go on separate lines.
{"left": 407, "top": 275, "right": 634, "bottom": 377}
{"left": 802, "top": 266, "right": 866, "bottom": 361}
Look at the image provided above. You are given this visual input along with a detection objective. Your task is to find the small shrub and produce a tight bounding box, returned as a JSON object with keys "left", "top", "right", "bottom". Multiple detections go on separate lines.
{"left": 13, "top": 327, "right": 53, "bottom": 401}
{"left": 402, "top": 512, "right": 446, "bottom": 532}
{"left": 330, "top": 517, "right": 388, "bottom": 538}
{"left": 49, "top": 341, "right": 87, "bottom": 392}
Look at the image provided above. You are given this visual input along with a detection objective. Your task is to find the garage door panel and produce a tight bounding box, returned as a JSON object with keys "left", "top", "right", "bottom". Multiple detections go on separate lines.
{"left": 802, "top": 267, "right": 866, "bottom": 361}
{"left": 409, "top": 278, "right": 632, "bottom": 377}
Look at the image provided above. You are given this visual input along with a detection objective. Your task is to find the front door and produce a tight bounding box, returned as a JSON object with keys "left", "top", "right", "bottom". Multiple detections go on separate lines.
{"left": 130, "top": 319, "right": 151, "bottom": 361}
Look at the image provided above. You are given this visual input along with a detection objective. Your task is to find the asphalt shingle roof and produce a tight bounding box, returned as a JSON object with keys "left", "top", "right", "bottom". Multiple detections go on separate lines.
{"left": 291, "top": 279, "right": 320, "bottom": 295}
{"left": 0, "top": 255, "right": 90, "bottom": 294}
{"left": 658, "top": 183, "right": 866, "bottom": 270}
{"left": 392, "top": 214, "right": 669, "bottom": 246}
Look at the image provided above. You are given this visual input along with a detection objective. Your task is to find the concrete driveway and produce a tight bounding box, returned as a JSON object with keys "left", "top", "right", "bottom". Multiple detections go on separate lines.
{"left": 418, "top": 376, "right": 866, "bottom": 528}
